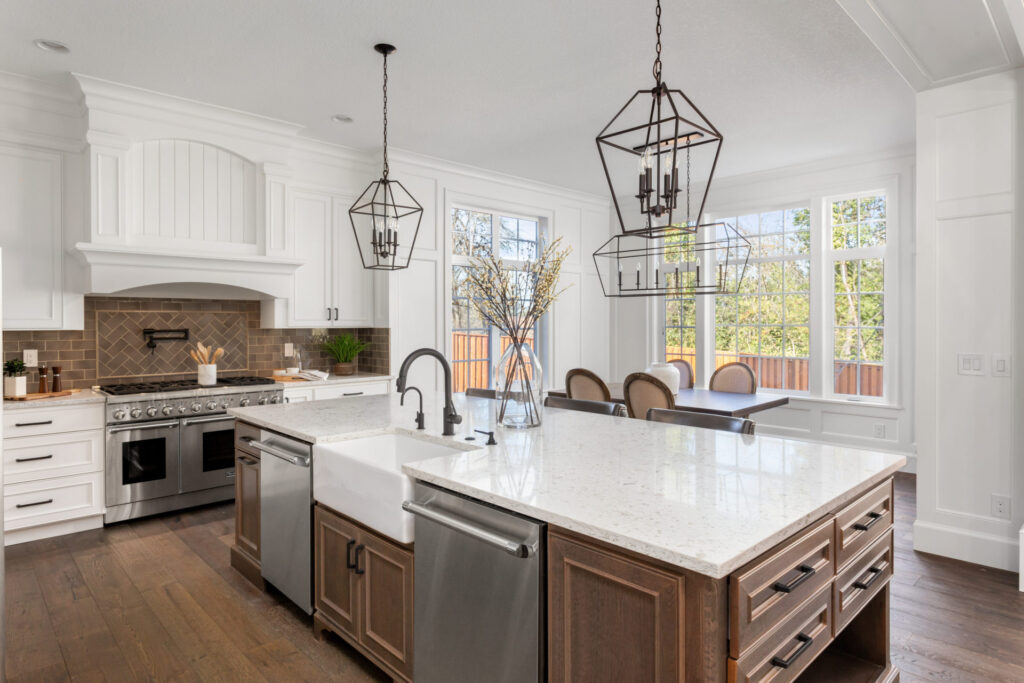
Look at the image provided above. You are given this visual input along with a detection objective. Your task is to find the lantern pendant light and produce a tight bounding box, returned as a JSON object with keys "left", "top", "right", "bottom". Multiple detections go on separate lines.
{"left": 349, "top": 43, "right": 423, "bottom": 271}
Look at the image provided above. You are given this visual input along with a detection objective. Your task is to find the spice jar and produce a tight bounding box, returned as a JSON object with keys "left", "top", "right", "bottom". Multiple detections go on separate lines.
{"left": 37, "top": 364, "right": 48, "bottom": 394}
{"left": 51, "top": 366, "right": 62, "bottom": 392}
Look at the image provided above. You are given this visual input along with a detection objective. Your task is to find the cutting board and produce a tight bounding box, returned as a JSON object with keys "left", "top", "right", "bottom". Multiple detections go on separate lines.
{"left": 269, "top": 375, "right": 311, "bottom": 383}
{"left": 6, "top": 389, "right": 77, "bottom": 401}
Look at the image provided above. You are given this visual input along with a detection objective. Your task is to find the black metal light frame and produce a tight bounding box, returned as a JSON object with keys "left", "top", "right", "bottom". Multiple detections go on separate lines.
{"left": 348, "top": 43, "right": 423, "bottom": 271}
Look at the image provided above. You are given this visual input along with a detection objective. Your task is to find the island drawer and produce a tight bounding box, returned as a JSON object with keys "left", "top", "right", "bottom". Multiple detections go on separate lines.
{"left": 835, "top": 480, "right": 893, "bottom": 569}
{"left": 235, "top": 421, "right": 261, "bottom": 457}
{"left": 833, "top": 528, "right": 893, "bottom": 634}
{"left": 729, "top": 517, "right": 834, "bottom": 659}
{"left": 728, "top": 584, "right": 832, "bottom": 683}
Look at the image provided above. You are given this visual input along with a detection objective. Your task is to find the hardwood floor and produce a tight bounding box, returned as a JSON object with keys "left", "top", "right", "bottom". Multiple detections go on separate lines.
{"left": 4, "top": 472, "right": 1023, "bottom": 681}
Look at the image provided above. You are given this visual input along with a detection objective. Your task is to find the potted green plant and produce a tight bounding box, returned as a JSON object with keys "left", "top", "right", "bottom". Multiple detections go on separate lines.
{"left": 321, "top": 334, "right": 369, "bottom": 376}
{"left": 4, "top": 359, "right": 27, "bottom": 397}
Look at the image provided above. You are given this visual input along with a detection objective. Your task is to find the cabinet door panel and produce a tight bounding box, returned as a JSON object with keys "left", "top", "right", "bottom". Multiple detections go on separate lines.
{"left": 315, "top": 506, "right": 360, "bottom": 639}
{"left": 290, "top": 191, "right": 333, "bottom": 326}
{"left": 0, "top": 144, "right": 62, "bottom": 329}
{"left": 332, "top": 197, "right": 373, "bottom": 325}
{"left": 234, "top": 451, "right": 260, "bottom": 560}
{"left": 359, "top": 531, "right": 414, "bottom": 680}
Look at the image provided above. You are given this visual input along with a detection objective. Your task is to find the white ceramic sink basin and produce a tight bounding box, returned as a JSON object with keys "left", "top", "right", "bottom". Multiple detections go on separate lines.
{"left": 313, "top": 433, "right": 474, "bottom": 543}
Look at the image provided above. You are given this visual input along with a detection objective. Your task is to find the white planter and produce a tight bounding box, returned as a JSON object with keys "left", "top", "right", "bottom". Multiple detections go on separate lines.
{"left": 198, "top": 364, "right": 217, "bottom": 386}
{"left": 4, "top": 375, "right": 27, "bottom": 397}
{"left": 646, "top": 362, "right": 681, "bottom": 395}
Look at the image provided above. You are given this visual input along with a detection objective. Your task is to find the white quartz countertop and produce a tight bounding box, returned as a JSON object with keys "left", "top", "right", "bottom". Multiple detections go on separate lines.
{"left": 4, "top": 388, "right": 107, "bottom": 410}
{"left": 276, "top": 372, "right": 391, "bottom": 388}
{"left": 230, "top": 392, "right": 905, "bottom": 578}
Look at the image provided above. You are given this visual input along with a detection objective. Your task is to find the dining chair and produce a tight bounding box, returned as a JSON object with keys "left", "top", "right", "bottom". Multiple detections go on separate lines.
{"left": 544, "top": 395, "right": 627, "bottom": 417}
{"left": 646, "top": 408, "right": 755, "bottom": 434}
{"left": 622, "top": 372, "right": 676, "bottom": 419}
{"left": 565, "top": 368, "right": 612, "bottom": 402}
{"left": 465, "top": 387, "right": 496, "bottom": 399}
{"left": 668, "top": 359, "right": 695, "bottom": 389}
{"left": 709, "top": 362, "right": 757, "bottom": 394}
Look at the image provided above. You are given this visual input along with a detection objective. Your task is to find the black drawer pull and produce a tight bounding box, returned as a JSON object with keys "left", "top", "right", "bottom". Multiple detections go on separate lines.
{"left": 15, "top": 454, "right": 54, "bottom": 463}
{"left": 853, "top": 511, "right": 883, "bottom": 531}
{"left": 14, "top": 420, "right": 53, "bottom": 428}
{"left": 343, "top": 392, "right": 363, "bottom": 397}
{"left": 853, "top": 566, "right": 883, "bottom": 591}
{"left": 16, "top": 498, "right": 53, "bottom": 509}
{"left": 354, "top": 543, "right": 365, "bottom": 575}
{"left": 346, "top": 539, "right": 357, "bottom": 569}
{"left": 771, "top": 632, "right": 813, "bottom": 669}
{"left": 773, "top": 564, "right": 816, "bottom": 593}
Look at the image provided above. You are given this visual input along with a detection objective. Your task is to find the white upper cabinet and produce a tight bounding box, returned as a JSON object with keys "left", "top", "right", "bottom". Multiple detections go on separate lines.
{"left": 0, "top": 144, "right": 64, "bottom": 330}
{"left": 332, "top": 197, "right": 373, "bottom": 326}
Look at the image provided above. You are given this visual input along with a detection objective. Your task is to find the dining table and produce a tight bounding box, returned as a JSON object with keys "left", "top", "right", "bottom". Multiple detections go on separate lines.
{"left": 547, "top": 383, "right": 789, "bottom": 418}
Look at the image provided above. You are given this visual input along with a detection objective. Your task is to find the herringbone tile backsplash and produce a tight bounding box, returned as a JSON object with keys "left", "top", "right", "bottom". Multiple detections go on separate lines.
{"left": 3, "top": 297, "right": 390, "bottom": 389}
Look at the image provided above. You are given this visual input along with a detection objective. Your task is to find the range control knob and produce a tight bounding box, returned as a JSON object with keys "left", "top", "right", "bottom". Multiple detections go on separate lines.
{"left": 191, "top": 402, "right": 203, "bottom": 413}
{"left": 130, "top": 408, "right": 142, "bottom": 419}
{"left": 113, "top": 409, "right": 127, "bottom": 420}
{"left": 270, "top": 395, "right": 281, "bottom": 404}
{"left": 257, "top": 397, "right": 269, "bottom": 405}
{"left": 239, "top": 398, "right": 251, "bottom": 407}
{"left": 206, "top": 400, "right": 218, "bottom": 411}
{"left": 146, "top": 407, "right": 158, "bottom": 418}
{"left": 178, "top": 405, "right": 188, "bottom": 414}
{"left": 220, "top": 401, "right": 230, "bottom": 409}
{"left": 161, "top": 405, "right": 174, "bottom": 416}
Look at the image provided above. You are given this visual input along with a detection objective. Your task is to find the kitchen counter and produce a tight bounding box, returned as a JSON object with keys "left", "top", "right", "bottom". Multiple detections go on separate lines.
{"left": 3, "top": 388, "right": 107, "bottom": 410}
{"left": 274, "top": 372, "right": 391, "bottom": 387}
{"left": 229, "top": 392, "right": 904, "bottom": 578}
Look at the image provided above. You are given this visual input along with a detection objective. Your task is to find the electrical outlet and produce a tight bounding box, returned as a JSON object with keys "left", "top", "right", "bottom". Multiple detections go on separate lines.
{"left": 991, "top": 494, "right": 1011, "bottom": 520}
{"left": 873, "top": 423, "right": 886, "bottom": 439}
{"left": 284, "top": 343, "right": 294, "bottom": 357}
{"left": 23, "top": 349, "right": 38, "bottom": 367}
{"left": 992, "top": 354, "right": 1012, "bottom": 377}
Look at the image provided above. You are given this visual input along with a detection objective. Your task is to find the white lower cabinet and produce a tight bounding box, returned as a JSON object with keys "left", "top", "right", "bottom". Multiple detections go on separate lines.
{"left": 283, "top": 380, "right": 391, "bottom": 404}
{"left": 2, "top": 401, "right": 106, "bottom": 545}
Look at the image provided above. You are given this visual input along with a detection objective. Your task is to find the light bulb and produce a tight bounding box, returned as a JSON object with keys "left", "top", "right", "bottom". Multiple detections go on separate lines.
{"left": 639, "top": 145, "right": 654, "bottom": 173}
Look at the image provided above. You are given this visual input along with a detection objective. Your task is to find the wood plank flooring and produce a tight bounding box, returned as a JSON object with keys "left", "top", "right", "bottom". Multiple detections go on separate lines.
{"left": 4, "top": 472, "right": 1023, "bottom": 681}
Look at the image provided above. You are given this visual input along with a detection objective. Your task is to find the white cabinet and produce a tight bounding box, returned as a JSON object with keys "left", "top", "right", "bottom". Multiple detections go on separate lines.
{"left": 264, "top": 189, "right": 374, "bottom": 328}
{"left": 0, "top": 144, "right": 64, "bottom": 329}
{"left": 282, "top": 379, "right": 391, "bottom": 404}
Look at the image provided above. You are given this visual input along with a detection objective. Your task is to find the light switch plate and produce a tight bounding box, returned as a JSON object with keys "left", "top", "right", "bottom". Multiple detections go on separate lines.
{"left": 992, "top": 354, "right": 1012, "bottom": 377}
{"left": 23, "top": 349, "right": 38, "bottom": 367}
{"left": 957, "top": 353, "right": 985, "bottom": 376}
{"left": 284, "top": 342, "right": 294, "bottom": 357}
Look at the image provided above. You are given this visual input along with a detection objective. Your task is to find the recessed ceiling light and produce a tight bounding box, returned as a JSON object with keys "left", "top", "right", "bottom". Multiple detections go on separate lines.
{"left": 331, "top": 114, "right": 353, "bottom": 124}
{"left": 34, "top": 39, "right": 69, "bottom": 54}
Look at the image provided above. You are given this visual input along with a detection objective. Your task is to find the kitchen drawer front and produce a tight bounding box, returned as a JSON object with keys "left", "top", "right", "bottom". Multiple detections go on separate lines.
{"left": 729, "top": 517, "right": 834, "bottom": 658}
{"left": 284, "top": 388, "right": 315, "bottom": 403}
{"left": 235, "top": 420, "right": 261, "bottom": 457}
{"left": 313, "top": 381, "right": 389, "bottom": 401}
{"left": 3, "top": 404, "right": 104, "bottom": 438}
{"left": 835, "top": 479, "right": 893, "bottom": 569}
{"left": 3, "top": 429, "right": 103, "bottom": 484}
{"left": 728, "top": 584, "right": 832, "bottom": 683}
{"left": 833, "top": 528, "right": 893, "bottom": 634}
{"left": 4, "top": 472, "right": 104, "bottom": 531}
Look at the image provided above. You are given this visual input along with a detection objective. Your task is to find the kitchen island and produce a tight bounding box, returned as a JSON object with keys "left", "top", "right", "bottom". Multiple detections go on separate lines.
{"left": 230, "top": 392, "right": 905, "bottom": 682}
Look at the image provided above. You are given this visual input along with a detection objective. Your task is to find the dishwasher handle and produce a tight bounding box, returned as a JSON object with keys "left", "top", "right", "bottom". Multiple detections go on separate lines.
{"left": 402, "top": 500, "right": 535, "bottom": 558}
{"left": 249, "top": 439, "right": 310, "bottom": 467}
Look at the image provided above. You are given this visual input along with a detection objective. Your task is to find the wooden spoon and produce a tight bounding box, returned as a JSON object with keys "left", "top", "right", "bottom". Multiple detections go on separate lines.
{"left": 189, "top": 349, "right": 202, "bottom": 364}
{"left": 211, "top": 348, "right": 224, "bottom": 364}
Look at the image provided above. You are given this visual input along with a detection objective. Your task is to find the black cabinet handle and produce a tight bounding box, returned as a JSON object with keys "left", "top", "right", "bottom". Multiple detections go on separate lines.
{"left": 334, "top": 307, "right": 339, "bottom": 320}
{"left": 15, "top": 454, "right": 53, "bottom": 463}
{"left": 853, "top": 566, "right": 884, "bottom": 591}
{"left": 343, "top": 392, "right": 363, "bottom": 397}
{"left": 773, "top": 564, "right": 816, "bottom": 594}
{"left": 16, "top": 498, "right": 53, "bottom": 509}
{"left": 15, "top": 420, "right": 53, "bottom": 428}
{"left": 354, "top": 544, "right": 365, "bottom": 575}
{"left": 327, "top": 307, "right": 331, "bottom": 321}
{"left": 771, "top": 633, "right": 813, "bottom": 669}
{"left": 345, "top": 539, "right": 357, "bottom": 570}
{"left": 853, "top": 510, "right": 883, "bottom": 532}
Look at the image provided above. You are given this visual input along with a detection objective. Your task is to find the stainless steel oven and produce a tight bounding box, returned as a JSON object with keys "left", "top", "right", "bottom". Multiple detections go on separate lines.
{"left": 180, "top": 414, "right": 237, "bottom": 493}
{"left": 106, "top": 420, "right": 181, "bottom": 509}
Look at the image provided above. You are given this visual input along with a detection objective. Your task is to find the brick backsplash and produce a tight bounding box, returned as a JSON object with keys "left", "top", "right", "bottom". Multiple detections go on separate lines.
{"left": 3, "top": 296, "right": 390, "bottom": 390}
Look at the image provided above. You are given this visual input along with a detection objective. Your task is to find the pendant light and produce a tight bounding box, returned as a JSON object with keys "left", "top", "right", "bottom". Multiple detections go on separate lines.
{"left": 349, "top": 43, "right": 423, "bottom": 271}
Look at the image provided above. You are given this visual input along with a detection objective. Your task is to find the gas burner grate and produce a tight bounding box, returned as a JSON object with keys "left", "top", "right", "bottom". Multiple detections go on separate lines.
{"left": 100, "top": 376, "right": 277, "bottom": 396}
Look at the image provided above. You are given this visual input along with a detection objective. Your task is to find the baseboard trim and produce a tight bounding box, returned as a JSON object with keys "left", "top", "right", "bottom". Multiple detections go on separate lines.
{"left": 4, "top": 514, "right": 104, "bottom": 546}
{"left": 913, "top": 519, "right": 1020, "bottom": 573}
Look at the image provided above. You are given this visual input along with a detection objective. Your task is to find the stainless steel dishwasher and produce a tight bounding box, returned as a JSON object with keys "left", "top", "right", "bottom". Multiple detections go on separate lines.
{"left": 404, "top": 481, "right": 546, "bottom": 683}
{"left": 249, "top": 430, "right": 313, "bottom": 614}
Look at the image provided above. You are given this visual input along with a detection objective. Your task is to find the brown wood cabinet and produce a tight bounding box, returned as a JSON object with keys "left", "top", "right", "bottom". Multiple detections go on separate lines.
{"left": 229, "top": 432, "right": 263, "bottom": 589}
{"left": 314, "top": 503, "right": 414, "bottom": 683}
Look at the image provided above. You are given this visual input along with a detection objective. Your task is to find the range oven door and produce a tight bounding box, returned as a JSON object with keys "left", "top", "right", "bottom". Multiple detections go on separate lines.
{"left": 180, "top": 414, "right": 237, "bottom": 493}
{"left": 106, "top": 420, "right": 181, "bottom": 507}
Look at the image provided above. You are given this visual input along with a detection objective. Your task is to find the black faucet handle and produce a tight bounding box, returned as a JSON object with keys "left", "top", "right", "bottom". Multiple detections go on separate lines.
{"left": 414, "top": 411, "right": 425, "bottom": 430}
{"left": 474, "top": 429, "right": 497, "bottom": 446}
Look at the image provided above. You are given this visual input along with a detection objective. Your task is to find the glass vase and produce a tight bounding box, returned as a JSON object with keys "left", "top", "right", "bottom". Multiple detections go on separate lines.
{"left": 494, "top": 342, "right": 544, "bottom": 429}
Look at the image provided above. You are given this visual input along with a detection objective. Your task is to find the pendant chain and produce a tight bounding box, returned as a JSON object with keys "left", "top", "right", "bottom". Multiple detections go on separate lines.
{"left": 381, "top": 51, "right": 389, "bottom": 179}
{"left": 652, "top": 0, "right": 662, "bottom": 86}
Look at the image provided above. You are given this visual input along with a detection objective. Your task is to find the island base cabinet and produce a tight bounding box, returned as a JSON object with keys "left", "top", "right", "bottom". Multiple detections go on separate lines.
{"left": 230, "top": 446, "right": 263, "bottom": 589}
{"left": 314, "top": 504, "right": 414, "bottom": 683}
{"left": 548, "top": 527, "right": 728, "bottom": 683}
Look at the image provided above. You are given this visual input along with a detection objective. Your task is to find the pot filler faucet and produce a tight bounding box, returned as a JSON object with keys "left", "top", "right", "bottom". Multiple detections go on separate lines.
{"left": 396, "top": 348, "right": 462, "bottom": 436}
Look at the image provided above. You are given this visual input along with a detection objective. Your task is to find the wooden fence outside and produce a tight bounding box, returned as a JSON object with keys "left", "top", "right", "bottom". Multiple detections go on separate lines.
{"left": 452, "top": 332, "right": 535, "bottom": 393}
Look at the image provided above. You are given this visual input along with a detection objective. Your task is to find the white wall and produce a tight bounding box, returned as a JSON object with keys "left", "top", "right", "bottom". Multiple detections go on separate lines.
{"left": 914, "top": 69, "right": 1023, "bottom": 573}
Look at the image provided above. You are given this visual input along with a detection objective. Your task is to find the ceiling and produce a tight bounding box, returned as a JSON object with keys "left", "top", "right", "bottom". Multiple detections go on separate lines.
{"left": 0, "top": 0, "right": 916, "bottom": 195}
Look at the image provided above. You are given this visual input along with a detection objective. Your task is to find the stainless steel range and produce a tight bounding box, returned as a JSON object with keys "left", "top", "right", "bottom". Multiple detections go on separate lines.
{"left": 101, "top": 377, "right": 283, "bottom": 523}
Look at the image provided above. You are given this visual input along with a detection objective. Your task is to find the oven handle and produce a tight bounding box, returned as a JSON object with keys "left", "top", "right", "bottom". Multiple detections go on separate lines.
{"left": 182, "top": 415, "right": 235, "bottom": 426}
{"left": 107, "top": 421, "right": 180, "bottom": 434}
{"left": 248, "top": 439, "right": 310, "bottom": 467}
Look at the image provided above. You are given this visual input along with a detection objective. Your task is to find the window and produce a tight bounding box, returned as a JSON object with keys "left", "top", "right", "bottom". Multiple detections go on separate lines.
{"left": 712, "top": 208, "right": 811, "bottom": 391}
{"left": 450, "top": 207, "right": 541, "bottom": 392}
{"left": 829, "top": 193, "right": 886, "bottom": 398}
